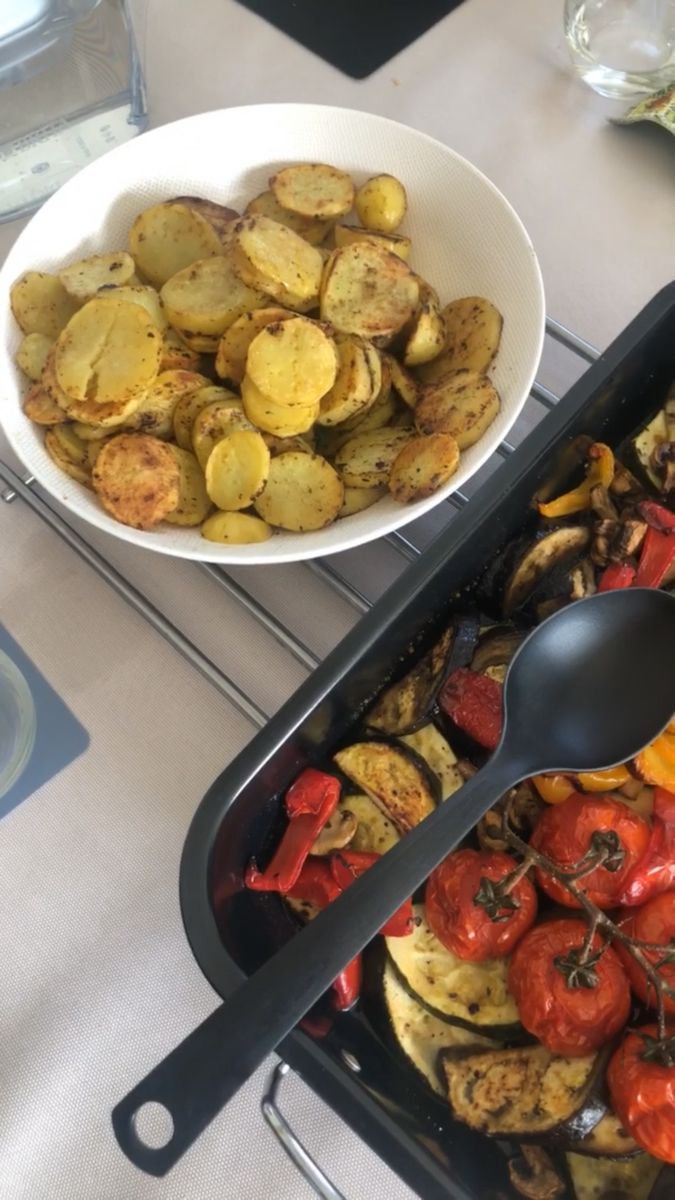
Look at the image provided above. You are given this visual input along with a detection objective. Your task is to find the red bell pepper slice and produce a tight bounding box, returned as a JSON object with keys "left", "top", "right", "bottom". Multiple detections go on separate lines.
{"left": 634, "top": 525, "right": 675, "bottom": 589}
{"left": 329, "top": 850, "right": 413, "bottom": 937}
{"left": 439, "top": 668, "right": 503, "bottom": 750}
{"left": 282, "top": 858, "right": 361, "bottom": 1011}
{"left": 638, "top": 501, "right": 675, "bottom": 534}
{"left": 245, "top": 769, "right": 340, "bottom": 893}
{"left": 598, "top": 562, "right": 636, "bottom": 592}
{"left": 330, "top": 955, "right": 362, "bottom": 1011}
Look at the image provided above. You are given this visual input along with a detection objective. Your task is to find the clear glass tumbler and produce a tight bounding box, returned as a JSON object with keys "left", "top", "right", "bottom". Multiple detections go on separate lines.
{"left": 0, "top": 649, "right": 36, "bottom": 800}
{"left": 564, "top": 0, "right": 675, "bottom": 98}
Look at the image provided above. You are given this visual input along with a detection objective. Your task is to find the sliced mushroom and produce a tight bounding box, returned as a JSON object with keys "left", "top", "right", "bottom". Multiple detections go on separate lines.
{"left": 478, "top": 784, "right": 541, "bottom": 851}
{"left": 611, "top": 517, "right": 647, "bottom": 561}
{"left": 610, "top": 460, "right": 643, "bottom": 497}
{"left": 570, "top": 558, "right": 597, "bottom": 601}
{"left": 310, "top": 808, "right": 358, "bottom": 855}
{"left": 653, "top": 441, "right": 675, "bottom": 493}
{"left": 589, "top": 483, "right": 618, "bottom": 521}
{"left": 508, "top": 1146, "right": 565, "bottom": 1200}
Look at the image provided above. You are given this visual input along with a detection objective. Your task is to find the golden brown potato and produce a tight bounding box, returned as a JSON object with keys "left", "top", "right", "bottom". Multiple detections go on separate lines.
{"left": 415, "top": 369, "right": 500, "bottom": 450}
{"left": 50, "top": 423, "right": 89, "bottom": 467}
{"left": 232, "top": 215, "right": 323, "bottom": 310}
{"left": 254, "top": 451, "right": 343, "bottom": 531}
{"left": 126, "top": 369, "right": 211, "bottom": 439}
{"left": 159, "top": 327, "right": 201, "bottom": 371}
{"left": 168, "top": 196, "right": 239, "bottom": 238}
{"left": 317, "top": 336, "right": 380, "bottom": 427}
{"left": 10, "top": 272, "right": 79, "bottom": 338}
{"left": 201, "top": 511, "right": 272, "bottom": 544}
{"left": 72, "top": 421, "right": 113, "bottom": 442}
{"left": 205, "top": 429, "right": 270, "bottom": 511}
{"left": 334, "top": 428, "right": 412, "bottom": 488}
{"left": 102, "top": 284, "right": 168, "bottom": 331}
{"left": 270, "top": 164, "right": 354, "bottom": 220}
{"left": 334, "top": 225, "right": 411, "bottom": 261}
{"left": 215, "top": 306, "right": 291, "bottom": 383}
{"left": 401, "top": 282, "right": 446, "bottom": 367}
{"left": 386, "top": 354, "right": 421, "bottom": 409}
{"left": 355, "top": 175, "right": 407, "bottom": 233}
{"left": 15, "top": 332, "right": 52, "bottom": 381}
{"left": 160, "top": 254, "right": 267, "bottom": 339}
{"left": 164, "top": 447, "right": 211, "bottom": 526}
{"left": 172, "top": 380, "right": 225, "bottom": 451}
{"left": 54, "top": 296, "right": 162, "bottom": 409}
{"left": 44, "top": 428, "right": 92, "bottom": 487}
{"left": 388, "top": 433, "right": 460, "bottom": 502}
{"left": 339, "top": 484, "right": 385, "bottom": 517}
{"left": 192, "top": 394, "right": 252, "bottom": 469}
{"left": 262, "top": 434, "right": 314, "bottom": 456}
{"left": 320, "top": 243, "right": 419, "bottom": 341}
{"left": 241, "top": 374, "right": 318, "bottom": 437}
{"left": 128, "top": 202, "right": 223, "bottom": 288}
{"left": 245, "top": 191, "right": 331, "bottom": 246}
{"left": 22, "top": 382, "right": 66, "bottom": 425}
{"left": 59, "top": 251, "right": 137, "bottom": 302}
{"left": 246, "top": 316, "right": 337, "bottom": 409}
{"left": 416, "top": 296, "right": 503, "bottom": 381}
{"left": 92, "top": 433, "right": 181, "bottom": 529}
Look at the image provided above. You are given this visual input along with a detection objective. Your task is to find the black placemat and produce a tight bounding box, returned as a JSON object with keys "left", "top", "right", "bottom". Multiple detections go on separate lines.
{"left": 235, "top": 0, "right": 464, "bottom": 79}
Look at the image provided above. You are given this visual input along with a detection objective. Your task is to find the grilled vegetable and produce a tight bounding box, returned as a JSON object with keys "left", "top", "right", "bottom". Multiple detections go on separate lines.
{"left": 381, "top": 959, "right": 495, "bottom": 1095}
{"left": 570, "top": 1111, "right": 640, "bottom": 1159}
{"left": 565, "top": 1150, "right": 662, "bottom": 1199}
{"left": 310, "top": 808, "right": 358, "bottom": 855}
{"left": 471, "top": 626, "right": 525, "bottom": 674}
{"left": 399, "top": 724, "right": 464, "bottom": 800}
{"left": 440, "top": 1043, "right": 606, "bottom": 1139}
{"left": 537, "top": 444, "right": 614, "bottom": 519}
{"left": 245, "top": 769, "right": 340, "bottom": 893}
{"left": 509, "top": 1146, "right": 565, "bottom": 1200}
{"left": 608, "top": 1025, "right": 675, "bottom": 1163}
{"left": 386, "top": 904, "right": 521, "bottom": 1034}
{"left": 334, "top": 741, "right": 438, "bottom": 834}
{"left": 626, "top": 407, "right": 669, "bottom": 491}
{"left": 502, "top": 527, "right": 591, "bottom": 616}
{"left": 338, "top": 794, "right": 400, "bottom": 854}
{"left": 427, "top": 849, "right": 537, "bottom": 962}
{"left": 366, "top": 624, "right": 455, "bottom": 735}
{"left": 439, "top": 668, "right": 503, "bottom": 751}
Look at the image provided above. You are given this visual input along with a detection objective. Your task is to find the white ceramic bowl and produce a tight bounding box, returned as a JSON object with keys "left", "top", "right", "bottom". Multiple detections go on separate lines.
{"left": 0, "top": 104, "right": 545, "bottom": 564}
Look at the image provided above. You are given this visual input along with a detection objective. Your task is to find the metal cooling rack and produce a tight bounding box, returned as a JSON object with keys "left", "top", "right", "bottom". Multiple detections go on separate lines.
{"left": 0, "top": 315, "right": 599, "bottom": 1199}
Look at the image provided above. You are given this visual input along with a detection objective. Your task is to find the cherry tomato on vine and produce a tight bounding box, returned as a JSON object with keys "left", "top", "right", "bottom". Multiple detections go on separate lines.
{"left": 425, "top": 848, "right": 537, "bottom": 962}
{"left": 608, "top": 1024, "right": 675, "bottom": 1163}
{"left": 530, "top": 793, "right": 651, "bottom": 909}
{"left": 508, "top": 918, "right": 631, "bottom": 1056}
{"left": 617, "top": 891, "right": 675, "bottom": 1015}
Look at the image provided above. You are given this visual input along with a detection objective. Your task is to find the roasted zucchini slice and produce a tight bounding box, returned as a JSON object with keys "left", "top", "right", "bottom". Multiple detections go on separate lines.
{"left": 338, "top": 794, "right": 400, "bottom": 854}
{"left": 333, "top": 742, "right": 438, "bottom": 833}
{"left": 626, "top": 407, "right": 670, "bottom": 491}
{"left": 569, "top": 1111, "right": 640, "bottom": 1160}
{"left": 399, "top": 724, "right": 464, "bottom": 800}
{"left": 565, "top": 1150, "right": 662, "bottom": 1200}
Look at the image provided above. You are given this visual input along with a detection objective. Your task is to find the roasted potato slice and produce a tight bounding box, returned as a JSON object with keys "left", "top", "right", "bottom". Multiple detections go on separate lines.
{"left": 215, "top": 306, "right": 291, "bottom": 384}
{"left": 128, "top": 202, "right": 223, "bottom": 288}
{"left": 10, "top": 271, "right": 79, "bottom": 338}
{"left": 415, "top": 369, "right": 500, "bottom": 450}
{"left": 72, "top": 421, "right": 113, "bottom": 442}
{"left": 171, "top": 380, "right": 224, "bottom": 451}
{"left": 241, "top": 375, "right": 318, "bottom": 437}
{"left": 416, "top": 296, "right": 503, "bottom": 382}
{"left": 92, "top": 433, "right": 181, "bottom": 529}
{"left": 270, "top": 163, "right": 354, "bottom": 219}
{"left": 334, "top": 225, "right": 411, "bottom": 261}
{"left": 320, "top": 243, "right": 419, "bottom": 341}
{"left": 246, "top": 316, "right": 337, "bottom": 409}
{"left": 205, "top": 429, "right": 270, "bottom": 511}
{"left": 355, "top": 174, "right": 407, "bottom": 234}
{"left": 192, "top": 395, "right": 252, "bottom": 469}
{"left": 201, "top": 511, "right": 272, "bottom": 545}
{"left": 50, "top": 422, "right": 89, "bottom": 467}
{"left": 232, "top": 215, "right": 324, "bottom": 310}
{"left": 15, "top": 332, "right": 52, "bottom": 381}
{"left": 254, "top": 451, "right": 343, "bottom": 531}
{"left": 22, "top": 383, "right": 66, "bottom": 425}
{"left": 44, "top": 428, "right": 92, "bottom": 487}
{"left": 168, "top": 196, "right": 239, "bottom": 238}
{"left": 339, "top": 484, "right": 385, "bottom": 517}
{"left": 125, "top": 369, "right": 210, "bottom": 439}
{"left": 164, "top": 446, "right": 211, "bottom": 526}
{"left": 334, "top": 741, "right": 436, "bottom": 832}
{"left": 317, "top": 336, "right": 380, "bottom": 427}
{"left": 262, "top": 434, "right": 314, "bottom": 456}
{"left": 245, "top": 191, "right": 332, "bottom": 246}
{"left": 386, "top": 354, "right": 420, "bottom": 409}
{"left": 401, "top": 282, "right": 446, "bottom": 367}
{"left": 101, "top": 284, "right": 168, "bottom": 331}
{"left": 389, "top": 433, "right": 460, "bottom": 503}
{"left": 54, "top": 296, "right": 162, "bottom": 409}
{"left": 160, "top": 254, "right": 267, "bottom": 339}
{"left": 59, "top": 251, "right": 137, "bottom": 302}
{"left": 159, "top": 327, "right": 201, "bottom": 371}
{"left": 334, "top": 427, "right": 412, "bottom": 488}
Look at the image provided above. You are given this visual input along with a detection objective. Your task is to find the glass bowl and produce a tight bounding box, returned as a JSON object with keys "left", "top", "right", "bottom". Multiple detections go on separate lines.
{"left": 0, "top": 647, "right": 36, "bottom": 799}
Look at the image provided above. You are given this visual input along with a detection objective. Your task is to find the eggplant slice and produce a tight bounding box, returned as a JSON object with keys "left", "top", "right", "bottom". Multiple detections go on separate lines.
{"left": 565, "top": 1151, "right": 662, "bottom": 1200}
{"left": 366, "top": 624, "right": 454, "bottom": 736}
{"left": 399, "top": 723, "right": 464, "bottom": 800}
{"left": 382, "top": 959, "right": 496, "bottom": 1096}
{"left": 502, "top": 526, "right": 590, "bottom": 616}
{"left": 441, "top": 1043, "right": 605, "bottom": 1140}
{"left": 569, "top": 1111, "right": 640, "bottom": 1160}
{"left": 386, "top": 904, "right": 520, "bottom": 1034}
{"left": 339, "top": 793, "right": 401, "bottom": 854}
{"left": 334, "top": 742, "right": 438, "bottom": 833}
{"left": 471, "top": 625, "right": 525, "bottom": 675}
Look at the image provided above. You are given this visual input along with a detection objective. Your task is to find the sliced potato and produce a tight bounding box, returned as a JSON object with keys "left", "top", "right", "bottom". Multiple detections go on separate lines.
{"left": 59, "top": 251, "right": 136, "bottom": 302}
{"left": 389, "top": 433, "right": 460, "bottom": 503}
{"left": 92, "top": 433, "right": 181, "bottom": 529}
{"left": 339, "top": 484, "right": 385, "bottom": 517}
{"left": 415, "top": 369, "right": 500, "bottom": 450}
{"left": 355, "top": 174, "right": 407, "bottom": 234}
{"left": 241, "top": 375, "right": 318, "bottom": 437}
{"left": 164, "top": 446, "right": 211, "bottom": 526}
{"left": 334, "top": 225, "right": 411, "bottom": 261}
{"left": 334, "top": 427, "right": 412, "bottom": 488}
{"left": 320, "top": 243, "right": 418, "bottom": 341}
{"left": 215, "top": 306, "right": 291, "bottom": 384}
{"left": 246, "top": 316, "right": 337, "bottom": 409}
{"left": 232, "top": 215, "right": 324, "bottom": 310}
{"left": 245, "top": 190, "right": 331, "bottom": 246}
{"left": 22, "top": 383, "right": 66, "bottom": 425}
{"left": 254, "top": 451, "right": 343, "bottom": 531}
{"left": 171, "top": 380, "right": 225, "bottom": 451}
{"left": 54, "top": 297, "right": 162, "bottom": 409}
{"left": 50, "top": 422, "right": 89, "bottom": 467}
{"left": 416, "top": 297, "right": 503, "bottom": 382}
{"left": 205, "top": 429, "right": 270, "bottom": 511}
{"left": 100, "top": 284, "right": 168, "bottom": 331}
{"left": 386, "top": 354, "right": 420, "bottom": 408}
{"left": 160, "top": 327, "right": 201, "bottom": 371}
{"left": 128, "top": 202, "right": 223, "bottom": 288}
{"left": 168, "top": 196, "right": 239, "bottom": 238}
{"left": 44, "top": 429, "right": 92, "bottom": 487}
{"left": 201, "top": 510, "right": 272, "bottom": 545}
{"left": 270, "top": 163, "right": 354, "bottom": 219}
{"left": 401, "top": 283, "right": 446, "bottom": 367}
{"left": 160, "top": 254, "right": 267, "bottom": 339}
{"left": 192, "top": 395, "right": 252, "bottom": 470}
{"left": 85, "top": 438, "right": 111, "bottom": 469}
{"left": 126, "top": 369, "right": 211, "bottom": 439}
{"left": 172, "top": 327, "right": 220, "bottom": 353}
{"left": 262, "top": 433, "right": 314, "bottom": 456}
{"left": 317, "top": 336, "right": 380, "bottom": 427}
{"left": 72, "top": 420, "right": 118, "bottom": 441}
{"left": 10, "top": 271, "right": 79, "bottom": 338}
{"left": 15, "top": 332, "right": 52, "bottom": 381}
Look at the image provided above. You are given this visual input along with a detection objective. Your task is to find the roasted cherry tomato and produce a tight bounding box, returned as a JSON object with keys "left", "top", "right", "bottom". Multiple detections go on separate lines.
{"left": 425, "top": 848, "right": 537, "bottom": 962}
{"left": 530, "top": 792, "right": 651, "bottom": 909}
{"left": 617, "top": 892, "right": 675, "bottom": 1015}
{"left": 608, "top": 1024, "right": 675, "bottom": 1163}
{"left": 508, "top": 918, "right": 631, "bottom": 1057}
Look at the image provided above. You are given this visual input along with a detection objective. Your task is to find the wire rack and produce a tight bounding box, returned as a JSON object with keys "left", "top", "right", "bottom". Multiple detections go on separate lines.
{"left": 0, "top": 315, "right": 598, "bottom": 1199}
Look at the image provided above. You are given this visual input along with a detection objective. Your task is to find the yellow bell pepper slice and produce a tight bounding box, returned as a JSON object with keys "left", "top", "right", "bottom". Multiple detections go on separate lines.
{"left": 575, "top": 765, "right": 631, "bottom": 791}
{"left": 532, "top": 774, "right": 576, "bottom": 805}
{"left": 537, "top": 443, "right": 614, "bottom": 518}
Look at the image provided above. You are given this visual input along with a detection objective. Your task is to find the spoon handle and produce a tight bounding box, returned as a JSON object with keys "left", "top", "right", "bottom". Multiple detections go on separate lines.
{"left": 112, "top": 753, "right": 519, "bottom": 1175}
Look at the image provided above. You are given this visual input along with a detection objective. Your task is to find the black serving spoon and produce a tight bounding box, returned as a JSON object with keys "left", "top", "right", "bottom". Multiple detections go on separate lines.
{"left": 113, "top": 587, "right": 675, "bottom": 1176}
